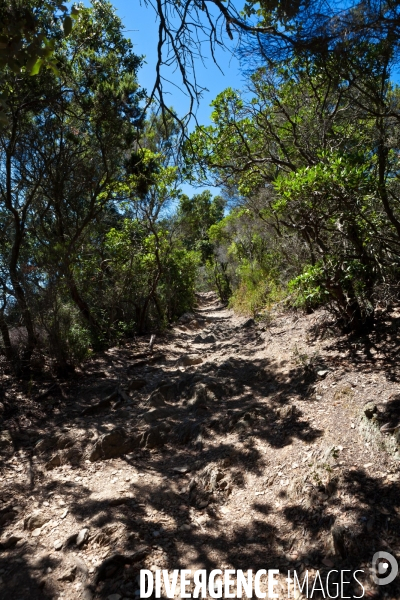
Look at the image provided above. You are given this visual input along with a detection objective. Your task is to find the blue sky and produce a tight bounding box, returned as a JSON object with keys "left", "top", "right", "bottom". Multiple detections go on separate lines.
{"left": 106, "top": 0, "right": 245, "bottom": 196}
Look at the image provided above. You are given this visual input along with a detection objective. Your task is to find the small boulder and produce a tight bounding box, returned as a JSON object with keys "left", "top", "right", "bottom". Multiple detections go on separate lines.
{"left": 58, "top": 565, "right": 76, "bottom": 582}
{"left": 0, "top": 535, "right": 23, "bottom": 549}
{"left": 364, "top": 402, "right": 378, "bottom": 420}
{"left": 317, "top": 370, "right": 330, "bottom": 378}
{"left": 147, "top": 391, "right": 166, "bottom": 408}
{"left": 24, "top": 512, "right": 50, "bottom": 531}
{"left": 53, "top": 539, "right": 63, "bottom": 551}
{"left": 76, "top": 528, "right": 89, "bottom": 548}
{"left": 176, "top": 354, "right": 203, "bottom": 367}
{"left": 0, "top": 430, "right": 13, "bottom": 450}
{"left": 242, "top": 318, "right": 255, "bottom": 328}
{"left": 45, "top": 454, "right": 62, "bottom": 470}
{"left": 140, "top": 424, "right": 169, "bottom": 449}
{"left": 128, "top": 379, "right": 147, "bottom": 392}
{"left": 143, "top": 406, "right": 175, "bottom": 424}
{"left": 277, "top": 405, "right": 293, "bottom": 419}
{"left": 89, "top": 429, "right": 138, "bottom": 462}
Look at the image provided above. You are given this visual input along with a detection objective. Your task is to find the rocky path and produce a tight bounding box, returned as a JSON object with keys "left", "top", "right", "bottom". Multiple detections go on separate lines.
{"left": 1, "top": 292, "right": 400, "bottom": 599}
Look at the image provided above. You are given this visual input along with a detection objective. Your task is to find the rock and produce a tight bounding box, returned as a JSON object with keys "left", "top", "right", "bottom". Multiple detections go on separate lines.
{"left": 108, "top": 497, "right": 131, "bottom": 507}
{"left": 108, "top": 594, "right": 122, "bottom": 600}
{"left": 94, "top": 547, "right": 150, "bottom": 584}
{"left": 172, "top": 466, "right": 190, "bottom": 474}
{"left": 152, "top": 381, "right": 187, "bottom": 403}
{"left": 58, "top": 566, "right": 76, "bottom": 582}
{"left": 178, "top": 312, "right": 196, "bottom": 325}
{"left": 0, "top": 535, "right": 23, "bottom": 549}
{"left": 31, "top": 528, "right": 42, "bottom": 537}
{"left": 76, "top": 528, "right": 89, "bottom": 548}
{"left": 278, "top": 405, "right": 293, "bottom": 419}
{"left": 147, "top": 391, "right": 166, "bottom": 408}
{"left": 128, "top": 379, "right": 147, "bottom": 392}
{"left": 242, "top": 318, "right": 255, "bottom": 328}
{"left": 46, "top": 446, "right": 82, "bottom": 469}
{"left": 331, "top": 524, "right": 347, "bottom": 558}
{"left": 317, "top": 370, "right": 330, "bottom": 378}
{"left": 193, "top": 334, "right": 216, "bottom": 344}
{"left": 56, "top": 434, "right": 75, "bottom": 449}
{"left": 0, "top": 430, "right": 13, "bottom": 450}
{"left": 45, "top": 454, "right": 62, "bottom": 470}
{"left": 364, "top": 402, "right": 378, "bottom": 419}
{"left": 140, "top": 425, "right": 169, "bottom": 449}
{"left": 0, "top": 510, "right": 15, "bottom": 526}
{"left": 81, "top": 392, "right": 117, "bottom": 416}
{"left": 176, "top": 354, "right": 203, "bottom": 367}
{"left": 89, "top": 428, "right": 138, "bottom": 462}
{"left": 175, "top": 421, "right": 201, "bottom": 445}
{"left": 24, "top": 511, "right": 50, "bottom": 531}
{"left": 143, "top": 406, "right": 175, "bottom": 423}
{"left": 34, "top": 436, "right": 57, "bottom": 453}
{"left": 54, "top": 539, "right": 63, "bottom": 550}
{"left": 187, "top": 385, "right": 208, "bottom": 410}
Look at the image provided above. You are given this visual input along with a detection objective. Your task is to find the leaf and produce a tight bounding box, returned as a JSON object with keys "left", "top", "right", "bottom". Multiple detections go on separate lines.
{"left": 63, "top": 16, "right": 73, "bottom": 36}
{"left": 30, "top": 58, "right": 43, "bottom": 76}
{"left": 47, "top": 62, "right": 59, "bottom": 76}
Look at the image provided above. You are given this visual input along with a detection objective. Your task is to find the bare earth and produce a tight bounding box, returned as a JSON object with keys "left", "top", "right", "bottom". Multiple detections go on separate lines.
{"left": 1, "top": 292, "right": 400, "bottom": 600}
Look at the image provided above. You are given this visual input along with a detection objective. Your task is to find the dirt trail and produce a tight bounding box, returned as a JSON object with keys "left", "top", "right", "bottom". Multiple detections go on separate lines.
{"left": 0, "top": 292, "right": 400, "bottom": 599}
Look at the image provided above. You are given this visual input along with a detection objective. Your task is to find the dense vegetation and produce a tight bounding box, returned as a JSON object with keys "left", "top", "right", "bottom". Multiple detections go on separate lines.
{"left": 1, "top": 0, "right": 400, "bottom": 377}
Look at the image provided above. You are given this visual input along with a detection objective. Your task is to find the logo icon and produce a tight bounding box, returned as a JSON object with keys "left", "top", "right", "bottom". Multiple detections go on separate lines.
{"left": 371, "top": 551, "right": 398, "bottom": 585}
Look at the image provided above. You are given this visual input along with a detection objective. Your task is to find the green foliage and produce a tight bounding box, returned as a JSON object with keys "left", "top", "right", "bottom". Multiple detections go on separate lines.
{"left": 186, "top": 50, "right": 400, "bottom": 330}
{"left": 44, "top": 302, "right": 92, "bottom": 368}
{"left": 287, "top": 264, "right": 330, "bottom": 310}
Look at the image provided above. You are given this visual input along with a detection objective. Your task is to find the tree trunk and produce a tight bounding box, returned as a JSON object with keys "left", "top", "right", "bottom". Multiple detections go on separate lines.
{"left": 0, "top": 312, "right": 13, "bottom": 363}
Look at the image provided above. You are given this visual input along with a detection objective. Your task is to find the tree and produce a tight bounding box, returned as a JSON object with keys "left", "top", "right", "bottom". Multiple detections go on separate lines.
{"left": 0, "top": 0, "right": 144, "bottom": 373}
{"left": 0, "top": 0, "right": 81, "bottom": 123}
{"left": 187, "top": 52, "right": 400, "bottom": 329}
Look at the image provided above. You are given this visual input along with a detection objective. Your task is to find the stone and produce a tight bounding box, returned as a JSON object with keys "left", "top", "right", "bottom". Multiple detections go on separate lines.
{"left": 242, "top": 318, "right": 255, "bottom": 328}
{"left": 331, "top": 524, "right": 347, "bottom": 558}
{"left": 0, "top": 535, "right": 23, "bottom": 549}
{"left": 34, "top": 436, "right": 57, "bottom": 453}
{"left": 54, "top": 539, "right": 63, "bottom": 550}
{"left": 152, "top": 381, "right": 186, "bottom": 403}
{"left": 364, "top": 402, "right": 378, "bottom": 419}
{"left": 128, "top": 379, "right": 147, "bottom": 392}
{"left": 89, "top": 429, "right": 139, "bottom": 462}
{"left": 178, "top": 312, "right": 196, "bottom": 325}
{"left": 76, "top": 528, "right": 89, "bottom": 548}
{"left": 147, "top": 391, "right": 166, "bottom": 408}
{"left": 172, "top": 466, "right": 190, "bottom": 474}
{"left": 175, "top": 421, "right": 201, "bottom": 445}
{"left": 0, "top": 430, "right": 13, "bottom": 450}
{"left": 24, "top": 511, "right": 50, "bottom": 531}
{"left": 176, "top": 354, "right": 203, "bottom": 367}
{"left": 193, "top": 334, "right": 216, "bottom": 344}
{"left": 143, "top": 406, "right": 175, "bottom": 424}
{"left": 45, "top": 454, "right": 62, "bottom": 470}
{"left": 31, "top": 528, "right": 42, "bottom": 537}
{"left": 58, "top": 566, "right": 77, "bottom": 582}
{"left": 107, "top": 595, "right": 122, "bottom": 600}
{"left": 187, "top": 385, "right": 208, "bottom": 410}
{"left": 317, "top": 370, "right": 330, "bottom": 378}
{"left": 278, "top": 405, "right": 293, "bottom": 419}
{"left": 140, "top": 425, "right": 168, "bottom": 449}
{"left": 57, "top": 434, "right": 75, "bottom": 449}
